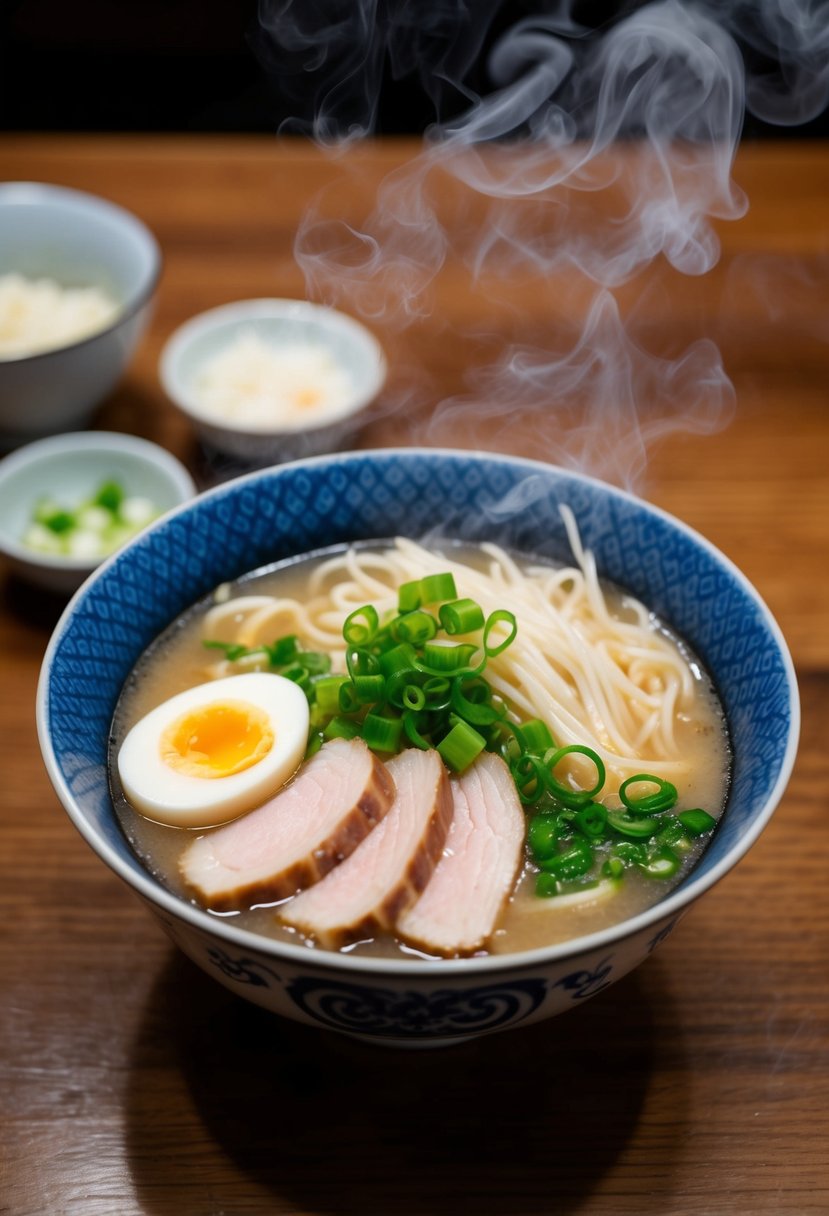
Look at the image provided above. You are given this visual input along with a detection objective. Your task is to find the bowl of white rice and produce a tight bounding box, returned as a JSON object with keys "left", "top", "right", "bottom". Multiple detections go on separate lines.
{"left": 159, "top": 298, "right": 387, "bottom": 466}
{"left": 0, "top": 182, "right": 161, "bottom": 449}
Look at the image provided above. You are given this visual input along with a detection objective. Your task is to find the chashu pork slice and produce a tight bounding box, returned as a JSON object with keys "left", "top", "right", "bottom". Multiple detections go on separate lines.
{"left": 279, "top": 748, "right": 453, "bottom": 949}
{"left": 179, "top": 736, "right": 395, "bottom": 911}
{"left": 396, "top": 751, "right": 525, "bottom": 957}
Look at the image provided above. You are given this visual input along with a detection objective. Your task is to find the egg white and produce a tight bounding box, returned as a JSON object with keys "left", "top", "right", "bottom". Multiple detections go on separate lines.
{"left": 117, "top": 672, "right": 310, "bottom": 828}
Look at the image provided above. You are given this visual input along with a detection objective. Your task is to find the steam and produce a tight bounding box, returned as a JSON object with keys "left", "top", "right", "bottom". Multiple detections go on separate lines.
{"left": 254, "top": 0, "right": 828, "bottom": 489}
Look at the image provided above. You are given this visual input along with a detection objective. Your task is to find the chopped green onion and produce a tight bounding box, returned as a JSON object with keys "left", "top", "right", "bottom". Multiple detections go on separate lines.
{"left": 93, "top": 480, "right": 125, "bottom": 512}
{"left": 417, "top": 641, "right": 479, "bottom": 674}
{"left": 362, "top": 713, "right": 404, "bottom": 753}
{"left": 654, "top": 817, "right": 690, "bottom": 848}
{"left": 483, "top": 609, "right": 518, "bottom": 657}
{"left": 619, "top": 774, "right": 678, "bottom": 815}
{"left": 544, "top": 745, "right": 606, "bottom": 808}
{"left": 202, "top": 640, "right": 252, "bottom": 663}
{"left": 613, "top": 841, "right": 648, "bottom": 865}
{"left": 537, "top": 837, "right": 594, "bottom": 880}
{"left": 294, "top": 650, "right": 331, "bottom": 675}
{"left": 528, "top": 813, "right": 560, "bottom": 861}
{"left": 535, "top": 872, "right": 561, "bottom": 898}
{"left": 602, "top": 857, "right": 626, "bottom": 881}
{"left": 338, "top": 681, "right": 362, "bottom": 714}
{"left": 637, "top": 847, "right": 681, "bottom": 880}
{"left": 450, "top": 676, "right": 502, "bottom": 726}
{"left": 487, "top": 719, "right": 525, "bottom": 765}
{"left": 42, "top": 508, "right": 75, "bottom": 534}
{"left": 517, "top": 718, "right": 555, "bottom": 755}
{"left": 439, "top": 598, "right": 485, "bottom": 635}
{"left": 401, "top": 684, "right": 426, "bottom": 711}
{"left": 419, "top": 572, "right": 457, "bottom": 604}
{"left": 403, "top": 709, "right": 432, "bottom": 750}
{"left": 512, "top": 755, "right": 548, "bottom": 805}
{"left": 437, "top": 719, "right": 486, "bottom": 772}
{"left": 346, "top": 647, "right": 381, "bottom": 680}
{"left": 398, "top": 579, "right": 422, "bottom": 613}
{"left": 323, "top": 716, "right": 361, "bottom": 741}
{"left": 343, "top": 605, "right": 379, "bottom": 647}
{"left": 378, "top": 642, "right": 417, "bottom": 677}
{"left": 305, "top": 732, "right": 324, "bottom": 759}
{"left": 422, "top": 676, "right": 451, "bottom": 710}
{"left": 353, "top": 673, "right": 386, "bottom": 703}
{"left": 575, "top": 803, "right": 608, "bottom": 839}
{"left": 262, "top": 635, "right": 300, "bottom": 665}
{"left": 281, "top": 662, "right": 311, "bottom": 690}
{"left": 607, "top": 809, "right": 661, "bottom": 838}
{"left": 677, "top": 808, "right": 717, "bottom": 836}
{"left": 394, "top": 610, "right": 438, "bottom": 645}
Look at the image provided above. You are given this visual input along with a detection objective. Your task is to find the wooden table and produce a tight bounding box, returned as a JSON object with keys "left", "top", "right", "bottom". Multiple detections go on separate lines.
{"left": 1, "top": 136, "right": 826, "bottom": 1215}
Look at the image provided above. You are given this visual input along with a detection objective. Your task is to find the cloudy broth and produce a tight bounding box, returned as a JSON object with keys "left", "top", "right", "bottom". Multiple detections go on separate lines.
{"left": 110, "top": 541, "right": 730, "bottom": 960}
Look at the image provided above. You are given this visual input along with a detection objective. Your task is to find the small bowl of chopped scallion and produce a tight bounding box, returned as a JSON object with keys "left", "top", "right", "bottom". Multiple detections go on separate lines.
{"left": 0, "top": 431, "right": 195, "bottom": 594}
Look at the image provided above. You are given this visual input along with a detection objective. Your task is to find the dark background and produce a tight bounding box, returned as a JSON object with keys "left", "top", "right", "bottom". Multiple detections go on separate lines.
{"left": 2, "top": 0, "right": 828, "bottom": 138}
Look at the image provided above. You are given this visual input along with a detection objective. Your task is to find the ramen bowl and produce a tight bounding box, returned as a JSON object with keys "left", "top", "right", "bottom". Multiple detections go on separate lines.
{"left": 0, "top": 182, "right": 161, "bottom": 449}
{"left": 37, "top": 450, "right": 798, "bottom": 1046}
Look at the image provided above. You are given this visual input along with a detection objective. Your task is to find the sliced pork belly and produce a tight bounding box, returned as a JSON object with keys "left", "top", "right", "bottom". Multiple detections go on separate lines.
{"left": 396, "top": 751, "right": 525, "bottom": 957}
{"left": 279, "top": 748, "right": 453, "bottom": 949}
{"left": 179, "top": 736, "right": 395, "bottom": 911}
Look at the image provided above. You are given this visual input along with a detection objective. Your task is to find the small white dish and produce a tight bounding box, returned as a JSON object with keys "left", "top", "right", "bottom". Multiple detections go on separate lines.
{"left": 0, "top": 431, "right": 196, "bottom": 595}
{"left": 159, "top": 298, "right": 387, "bottom": 465}
{"left": 0, "top": 183, "right": 161, "bottom": 450}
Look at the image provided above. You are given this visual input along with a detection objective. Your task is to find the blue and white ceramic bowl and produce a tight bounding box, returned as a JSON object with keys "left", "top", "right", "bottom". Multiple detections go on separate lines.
{"left": 37, "top": 450, "right": 799, "bottom": 1046}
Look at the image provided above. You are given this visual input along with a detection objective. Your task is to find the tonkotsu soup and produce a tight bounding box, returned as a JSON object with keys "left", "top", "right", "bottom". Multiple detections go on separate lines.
{"left": 109, "top": 525, "right": 730, "bottom": 960}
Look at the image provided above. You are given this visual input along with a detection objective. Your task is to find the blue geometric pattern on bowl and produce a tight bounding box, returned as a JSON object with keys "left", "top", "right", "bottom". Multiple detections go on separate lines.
{"left": 44, "top": 449, "right": 796, "bottom": 904}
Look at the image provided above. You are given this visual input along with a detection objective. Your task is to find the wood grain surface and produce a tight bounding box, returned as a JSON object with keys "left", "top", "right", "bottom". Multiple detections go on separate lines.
{"left": 0, "top": 136, "right": 826, "bottom": 1216}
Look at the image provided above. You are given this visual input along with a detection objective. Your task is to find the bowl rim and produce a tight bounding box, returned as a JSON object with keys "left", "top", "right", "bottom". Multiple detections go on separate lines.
{"left": 37, "top": 447, "right": 801, "bottom": 976}
{"left": 158, "top": 296, "right": 388, "bottom": 436}
{"left": 0, "top": 181, "right": 162, "bottom": 367}
{"left": 0, "top": 430, "right": 196, "bottom": 572}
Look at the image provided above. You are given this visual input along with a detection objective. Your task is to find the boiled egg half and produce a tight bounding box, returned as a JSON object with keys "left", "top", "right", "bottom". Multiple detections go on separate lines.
{"left": 117, "top": 672, "right": 309, "bottom": 827}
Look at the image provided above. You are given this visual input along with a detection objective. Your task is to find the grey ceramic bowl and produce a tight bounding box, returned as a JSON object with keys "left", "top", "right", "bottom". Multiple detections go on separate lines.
{"left": 0, "top": 182, "right": 161, "bottom": 449}
{"left": 37, "top": 450, "right": 799, "bottom": 1046}
{"left": 0, "top": 431, "right": 195, "bottom": 594}
{"left": 159, "top": 298, "right": 386, "bottom": 465}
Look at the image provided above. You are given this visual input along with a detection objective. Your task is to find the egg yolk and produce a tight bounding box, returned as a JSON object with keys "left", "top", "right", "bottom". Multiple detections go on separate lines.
{"left": 160, "top": 700, "right": 274, "bottom": 779}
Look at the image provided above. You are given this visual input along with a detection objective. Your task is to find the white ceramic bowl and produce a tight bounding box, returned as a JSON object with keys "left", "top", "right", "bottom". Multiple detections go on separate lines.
{"left": 0, "top": 182, "right": 161, "bottom": 449}
{"left": 37, "top": 450, "right": 799, "bottom": 1046}
{"left": 0, "top": 431, "right": 196, "bottom": 594}
{"left": 159, "top": 298, "right": 387, "bottom": 465}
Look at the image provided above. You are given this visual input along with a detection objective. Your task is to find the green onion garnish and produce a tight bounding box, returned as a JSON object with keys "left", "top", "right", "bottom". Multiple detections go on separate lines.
{"left": 544, "top": 745, "right": 606, "bottom": 808}
{"left": 419, "top": 572, "right": 457, "bottom": 604}
{"left": 398, "top": 579, "right": 422, "bottom": 613}
{"left": 362, "top": 713, "right": 404, "bottom": 753}
{"left": 343, "top": 604, "right": 379, "bottom": 647}
{"left": 202, "top": 564, "right": 715, "bottom": 905}
{"left": 677, "top": 808, "right": 717, "bottom": 835}
{"left": 637, "top": 847, "right": 681, "bottom": 880}
{"left": 439, "top": 598, "right": 485, "bottom": 635}
{"left": 607, "top": 809, "right": 661, "bottom": 838}
{"left": 537, "top": 837, "right": 594, "bottom": 880}
{"left": 437, "top": 719, "right": 486, "bottom": 771}
{"left": 619, "top": 774, "right": 678, "bottom": 815}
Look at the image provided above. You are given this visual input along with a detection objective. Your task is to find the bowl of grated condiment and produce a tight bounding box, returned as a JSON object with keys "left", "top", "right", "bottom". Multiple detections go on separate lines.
{"left": 159, "top": 298, "right": 387, "bottom": 467}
